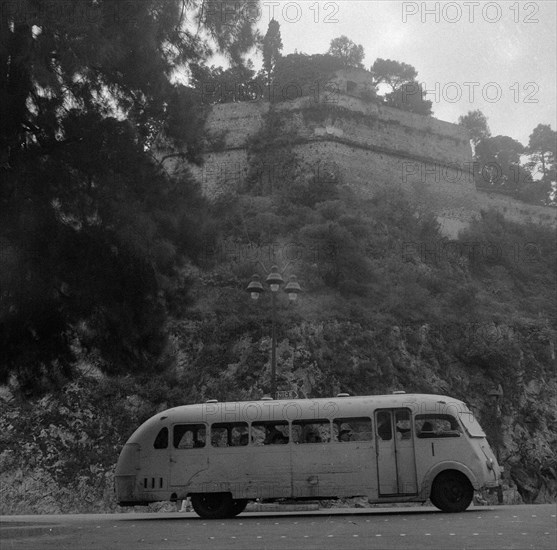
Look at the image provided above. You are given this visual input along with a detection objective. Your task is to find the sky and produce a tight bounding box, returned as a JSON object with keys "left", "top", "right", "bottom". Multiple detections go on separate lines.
{"left": 238, "top": 0, "right": 556, "bottom": 146}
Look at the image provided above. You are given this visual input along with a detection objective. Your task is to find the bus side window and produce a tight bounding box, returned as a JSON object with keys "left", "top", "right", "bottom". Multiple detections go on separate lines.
{"left": 251, "top": 421, "right": 289, "bottom": 445}
{"left": 211, "top": 426, "right": 228, "bottom": 447}
{"left": 174, "top": 424, "right": 206, "bottom": 449}
{"left": 333, "top": 417, "right": 373, "bottom": 442}
{"left": 211, "top": 422, "right": 249, "bottom": 447}
{"left": 154, "top": 427, "right": 168, "bottom": 449}
{"left": 415, "top": 414, "right": 461, "bottom": 438}
{"left": 292, "top": 420, "right": 331, "bottom": 444}
{"left": 376, "top": 411, "right": 392, "bottom": 441}
{"left": 231, "top": 424, "right": 249, "bottom": 446}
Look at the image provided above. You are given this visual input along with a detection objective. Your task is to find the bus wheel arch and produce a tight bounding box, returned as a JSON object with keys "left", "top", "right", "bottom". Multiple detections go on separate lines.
{"left": 430, "top": 470, "right": 474, "bottom": 513}
{"left": 190, "top": 492, "right": 235, "bottom": 519}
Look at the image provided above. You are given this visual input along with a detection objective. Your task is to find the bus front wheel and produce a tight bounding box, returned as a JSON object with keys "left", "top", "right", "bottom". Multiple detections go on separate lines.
{"left": 430, "top": 471, "right": 473, "bottom": 513}
{"left": 191, "top": 493, "right": 234, "bottom": 519}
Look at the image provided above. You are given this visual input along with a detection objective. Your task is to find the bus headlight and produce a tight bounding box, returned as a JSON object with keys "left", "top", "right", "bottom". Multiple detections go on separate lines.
{"left": 486, "top": 458, "right": 494, "bottom": 471}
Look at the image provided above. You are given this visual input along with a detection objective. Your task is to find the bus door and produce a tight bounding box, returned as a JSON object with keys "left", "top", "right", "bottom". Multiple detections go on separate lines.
{"left": 375, "top": 408, "right": 417, "bottom": 495}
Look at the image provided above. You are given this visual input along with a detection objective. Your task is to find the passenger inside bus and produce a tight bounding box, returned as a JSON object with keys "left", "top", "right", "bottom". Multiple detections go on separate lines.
{"left": 419, "top": 421, "right": 435, "bottom": 437}
{"left": 265, "top": 426, "right": 289, "bottom": 445}
{"left": 305, "top": 430, "right": 321, "bottom": 443}
{"left": 377, "top": 414, "right": 392, "bottom": 440}
{"left": 176, "top": 428, "right": 206, "bottom": 449}
{"left": 396, "top": 421, "right": 411, "bottom": 439}
{"left": 339, "top": 429, "right": 353, "bottom": 442}
{"left": 211, "top": 430, "right": 228, "bottom": 447}
{"left": 292, "top": 421, "right": 330, "bottom": 443}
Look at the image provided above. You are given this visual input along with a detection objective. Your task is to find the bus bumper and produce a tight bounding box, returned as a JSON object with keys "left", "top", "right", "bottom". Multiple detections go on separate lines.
{"left": 484, "top": 479, "right": 501, "bottom": 489}
{"left": 115, "top": 474, "right": 137, "bottom": 504}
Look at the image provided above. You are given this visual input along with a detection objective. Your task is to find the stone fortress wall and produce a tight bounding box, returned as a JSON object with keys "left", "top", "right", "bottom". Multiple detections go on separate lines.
{"left": 191, "top": 91, "right": 556, "bottom": 238}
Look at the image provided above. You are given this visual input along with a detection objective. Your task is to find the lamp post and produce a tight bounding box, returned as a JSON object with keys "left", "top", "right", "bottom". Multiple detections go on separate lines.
{"left": 488, "top": 384, "right": 504, "bottom": 504}
{"left": 247, "top": 266, "right": 301, "bottom": 398}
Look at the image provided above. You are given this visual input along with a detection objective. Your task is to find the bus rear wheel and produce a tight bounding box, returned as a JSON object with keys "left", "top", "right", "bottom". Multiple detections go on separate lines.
{"left": 191, "top": 493, "right": 234, "bottom": 519}
{"left": 430, "top": 471, "right": 474, "bottom": 513}
{"left": 230, "top": 499, "right": 248, "bottom": 517}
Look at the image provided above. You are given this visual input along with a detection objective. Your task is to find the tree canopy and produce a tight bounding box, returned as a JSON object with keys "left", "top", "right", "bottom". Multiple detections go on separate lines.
{"left": 385, "top": 82, "right": 433, "bottom": 115}
{"left": 370, "top": 58, "right": 418, "bottom": 92}
{"left": 527, "top": 124, "right": 556, "bottom": 180}
{"left": 0, "top": 0, "right": 260, "bottom": 393}
{"left": 271, "top": 53, "right": 344, "bottom": 102}
{"left": 262, "top": 19, "right": 283, "bottom": 86}
{"left": 459, "top": 112, "right": 554, "bottom": 205}
{"left": 458, "top": 110, "right": 492, "bottom": 145}
{"left": 327, "top": 35, "right": 365, "bottom": 68}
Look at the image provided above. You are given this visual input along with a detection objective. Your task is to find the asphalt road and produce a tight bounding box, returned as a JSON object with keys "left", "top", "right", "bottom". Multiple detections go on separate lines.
{"left": 1, "top": 504, "right": 555, "bottom": 550}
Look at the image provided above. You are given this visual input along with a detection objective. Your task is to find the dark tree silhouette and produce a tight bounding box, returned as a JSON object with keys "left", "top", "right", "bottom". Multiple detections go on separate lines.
{"left": 262, "top": 19, "right": 283, "bottom": 87}
{"left": 370, "top": 58, "right": 418, "bottom": 92}
{"left": 385, "top": 82, "right": 433, "bottom": 115}
{"left": 527, "top": 124, "right": 556, "bottom": 180}
{"left": 0, "top": 0, "right": 260, "bottom": 393}
{"left": 458, "top": 110, "right": 492, "bottom": 146}
{"left": 327, "top": 36, "right": 365, "bottom": 68}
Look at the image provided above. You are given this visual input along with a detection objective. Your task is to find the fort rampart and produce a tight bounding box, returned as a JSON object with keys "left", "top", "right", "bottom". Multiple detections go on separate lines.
{"left": 191, "top": 94, "right": 556, "bottom": 238}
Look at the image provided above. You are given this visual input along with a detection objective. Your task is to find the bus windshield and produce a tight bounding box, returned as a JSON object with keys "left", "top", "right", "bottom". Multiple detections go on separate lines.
{"left": 459, "top": 412, "right": 486, "bottom": 437}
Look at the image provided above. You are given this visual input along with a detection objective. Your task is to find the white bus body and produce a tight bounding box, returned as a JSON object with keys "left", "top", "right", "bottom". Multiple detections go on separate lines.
{"left": 115, "top": 393, "right": 501, "bottom": 518}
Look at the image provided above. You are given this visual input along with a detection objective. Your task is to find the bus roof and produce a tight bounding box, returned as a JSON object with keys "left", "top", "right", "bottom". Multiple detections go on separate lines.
{"left": 130, "top": 394, "right": 470, "bottom": 438}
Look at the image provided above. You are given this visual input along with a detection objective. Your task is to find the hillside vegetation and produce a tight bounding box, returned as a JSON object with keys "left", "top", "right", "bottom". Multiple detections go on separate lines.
{"left": 2, "top": 179, "right": 555, "bottom": 512}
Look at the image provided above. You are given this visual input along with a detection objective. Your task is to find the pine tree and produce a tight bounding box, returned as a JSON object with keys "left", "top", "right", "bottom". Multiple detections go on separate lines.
{"left": 262, "top": 19, "right": 283, "bottom": 88}
{"left": 0, "top": 0, "right": 259, "bottom": 393}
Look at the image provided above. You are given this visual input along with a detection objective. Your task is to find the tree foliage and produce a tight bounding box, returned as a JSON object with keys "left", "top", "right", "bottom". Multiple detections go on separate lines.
{"left": 527, "top": 124, "right": 556, "bottom": 181}
{"left": 0, "top": 0, "right": 260, "bottom": 393}
{"left": 370, "top": 58, "right": 418, "bottom": 92}
{"left": 459, "top": 112, "right": 554, "bottom": 205}
{"left": 370, "top": 59, "right": 431, "bottom": 115}
{"left": 327, "top": 36, "right": 365, "bottom": 68}
{"left": 271, "top": 53, "right": 344, "bottom": 102}
{"left": 385, "top": 82, "right": 433, "bottom": 115}
{"left": 474, "top": 135, "right": 528, "bottom": 190}
{"left": 262, "top": 19, "right": 283, "bottom": 86}
{"left": 458, "top": 110, "right": 491, "bottom": 145}
{"left": 190, "top": 61, "right": 264, "bottom": 104}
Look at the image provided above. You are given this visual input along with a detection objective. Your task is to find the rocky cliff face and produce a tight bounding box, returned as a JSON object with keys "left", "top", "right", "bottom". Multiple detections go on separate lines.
{"left": 380, "top": 322, "right": 556, "bottom": 504}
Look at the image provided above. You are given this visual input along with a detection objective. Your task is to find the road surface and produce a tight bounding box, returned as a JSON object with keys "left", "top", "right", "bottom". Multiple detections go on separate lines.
{"left": 1, "top": 504, "right": 555, "bottom": 549}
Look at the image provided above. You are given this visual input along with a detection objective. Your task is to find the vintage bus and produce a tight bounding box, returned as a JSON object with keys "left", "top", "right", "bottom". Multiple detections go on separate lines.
{"left": 115, "top": 392, "right": 501, "bottom": 518}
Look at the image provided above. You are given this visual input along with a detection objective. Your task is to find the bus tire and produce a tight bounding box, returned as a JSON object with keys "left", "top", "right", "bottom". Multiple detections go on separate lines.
{"left": 430, "top": 471, "right": 474, "bottom": 513}
{"left": 230, "top": 499, "right": 248, "bottom": 517}
{"left": 190, "top": 493, "right": 234, "bottom": 519}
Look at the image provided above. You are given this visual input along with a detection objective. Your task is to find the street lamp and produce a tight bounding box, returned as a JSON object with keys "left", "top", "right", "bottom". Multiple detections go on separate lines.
{"left": 488, "top": 384, "right": 504, "bottom": 504}
{"left": 247, "top": 266, "right": 301, "bottom": 398}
